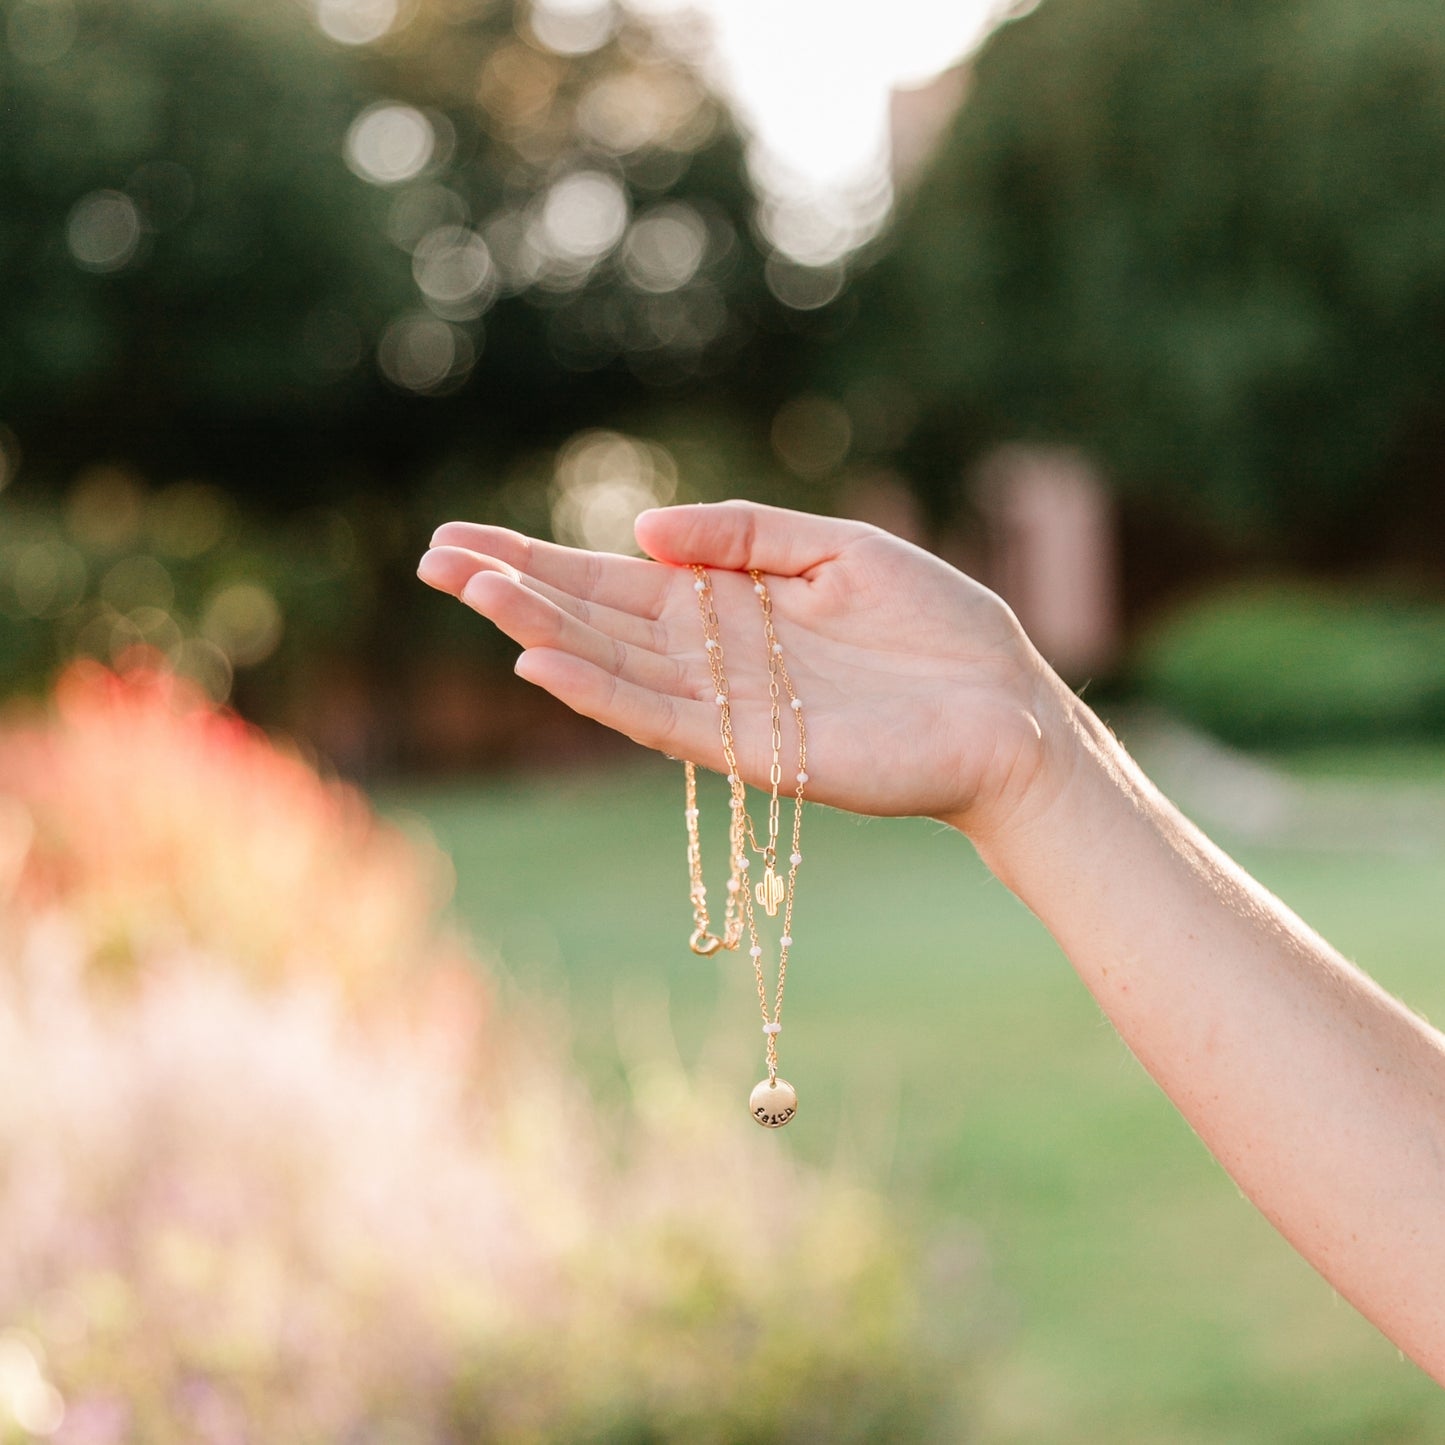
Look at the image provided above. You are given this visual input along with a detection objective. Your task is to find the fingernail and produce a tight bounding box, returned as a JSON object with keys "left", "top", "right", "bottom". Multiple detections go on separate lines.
{"left": 416, "top": 549, "right": 446, "bottom": 585}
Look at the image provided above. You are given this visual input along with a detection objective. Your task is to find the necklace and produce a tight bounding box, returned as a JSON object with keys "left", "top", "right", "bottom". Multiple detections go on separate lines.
{"left": 684, "top": 565, "right": 808, "bottom": 1128}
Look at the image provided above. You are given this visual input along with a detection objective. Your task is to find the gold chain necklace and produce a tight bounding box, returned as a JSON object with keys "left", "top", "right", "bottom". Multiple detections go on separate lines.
{"left": 684, "top": 565, "right": 808, "bottom": 1128}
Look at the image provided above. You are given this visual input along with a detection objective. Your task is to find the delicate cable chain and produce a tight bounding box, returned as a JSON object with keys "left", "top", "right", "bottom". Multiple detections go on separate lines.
{"left": 683, "top": 565, "right": 806, "bottom": 1087}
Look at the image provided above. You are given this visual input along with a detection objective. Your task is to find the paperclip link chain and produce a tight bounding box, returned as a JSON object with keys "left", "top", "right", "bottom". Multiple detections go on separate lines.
{"left": 682, "top": 565, "right": 807, "bottom": 1094}
{"left": 683, "top": 569, "right": 748, "bottom": 957}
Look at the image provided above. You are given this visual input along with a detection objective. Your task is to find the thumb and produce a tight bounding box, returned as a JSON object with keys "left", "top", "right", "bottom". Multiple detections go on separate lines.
{"left": 634, "top": 499, "right": 866, "bottom": 577}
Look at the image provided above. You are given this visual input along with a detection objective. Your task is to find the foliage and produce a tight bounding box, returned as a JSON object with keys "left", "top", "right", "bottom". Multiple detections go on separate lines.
{"left": 0, "top": 0, "right": 409, "bottom": 423}
{"left": 0, "top": 446, "right": 789, "bottom": 751}
{"left": 0, "top": 0, "right": 817, "bottom": 507}
{"left": 840, "top": 0, "right": 1445, "bottom": 550}
{"left": 0, "top": 471, "right": 366, "bottom": 713}
{"left": 0, "top": 665, "right": 972, "bottom": 1442}
{"left": 1132, "top": 581, "right": 1445, "bottom": 746}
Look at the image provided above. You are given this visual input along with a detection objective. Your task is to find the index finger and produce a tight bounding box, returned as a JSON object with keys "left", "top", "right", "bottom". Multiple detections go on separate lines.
{"left": 428, "top": 522, "right": 676, "bottom": 619}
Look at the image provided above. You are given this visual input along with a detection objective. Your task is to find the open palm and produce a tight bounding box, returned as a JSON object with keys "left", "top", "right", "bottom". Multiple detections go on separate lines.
{"left": 418, "top": 501, "right": 1067, "bottom": 839}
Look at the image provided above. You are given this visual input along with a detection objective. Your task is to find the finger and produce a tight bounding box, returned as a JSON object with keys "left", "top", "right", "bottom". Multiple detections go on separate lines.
{"left": 460, "top": 570, "right": 698, "bottom": 699}
{"left": 513, "top": 648, "right": 728, "bottom": 768}
{"left": 417, "top": 544, "right": 508, "bottom": 595}
{"left": 429, "top": 522, "right": 673, "bottom": 618}
{"left": 420, "top": 546, "right": 668, "bottom": 653}
{"left": 633, "top": 500, "right": 871, "bottom": 577}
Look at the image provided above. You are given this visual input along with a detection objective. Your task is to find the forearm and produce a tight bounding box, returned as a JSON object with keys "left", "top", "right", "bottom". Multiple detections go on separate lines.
{"left": 964, "top": 690, "right": 1445, "bottom": 1380}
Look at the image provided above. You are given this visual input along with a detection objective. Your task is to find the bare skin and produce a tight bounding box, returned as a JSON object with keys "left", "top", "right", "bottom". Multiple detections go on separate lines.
{"left": 418, "top": 498, "right": 1445, "bottom": 1384}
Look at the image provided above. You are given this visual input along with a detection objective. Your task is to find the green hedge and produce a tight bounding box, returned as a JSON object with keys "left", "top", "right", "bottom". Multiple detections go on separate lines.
{"left": 1132, "top": 581, "right": 1445, "bottom": 747}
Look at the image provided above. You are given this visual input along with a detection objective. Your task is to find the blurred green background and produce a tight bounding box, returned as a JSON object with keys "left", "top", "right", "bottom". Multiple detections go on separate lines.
{"left": 4, "top": 0, "right": 1445, "bottom": 1435}
{"left": 390, "top": 754, "right": 1445, "bottom": 1443}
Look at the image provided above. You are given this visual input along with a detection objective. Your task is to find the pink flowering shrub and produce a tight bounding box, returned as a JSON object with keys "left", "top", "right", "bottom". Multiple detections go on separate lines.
{"left": 0, "top": 661, "right": 468, "bottom": 1007}
{"left": 0, "top": 667, "right": 970, "bottom": 1442}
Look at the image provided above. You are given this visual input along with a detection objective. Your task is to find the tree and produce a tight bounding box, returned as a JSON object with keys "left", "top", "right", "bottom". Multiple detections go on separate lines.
{"left": 0, "top": 0, "right": 409, "bottom": 471}
{"left": 839, "top": 0, "right": 1445, "bottom": 560}
{"left": 0, "top": 0, "right": 813, "bottom": 508}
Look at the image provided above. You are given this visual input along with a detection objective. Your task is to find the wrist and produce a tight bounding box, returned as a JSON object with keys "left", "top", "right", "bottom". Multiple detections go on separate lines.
{"left": 940, "top": 665, "right": 1139, "bottom": 886}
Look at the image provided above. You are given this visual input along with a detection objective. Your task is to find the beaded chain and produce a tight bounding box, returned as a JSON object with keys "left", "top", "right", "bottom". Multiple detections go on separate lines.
{"left": 683, "top": 565, "right": 807, "bottom": 1128}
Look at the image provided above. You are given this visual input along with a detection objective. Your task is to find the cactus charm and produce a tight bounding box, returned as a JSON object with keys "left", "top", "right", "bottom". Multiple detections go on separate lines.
{"left": 755, "top": 865, "right": 785, "bottom": 916}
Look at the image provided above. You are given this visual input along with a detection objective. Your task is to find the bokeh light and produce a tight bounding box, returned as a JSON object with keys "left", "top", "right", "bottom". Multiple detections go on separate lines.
{"left": 0, "top": 1330, "right": 65, "bottom": 1438}
{"left": 201, "top": 581, "right": 284, "bottom": 667}
{"left": 764, "top": 254, "right": 846, "bottom": 311}
{"left": 527, "top": 0, "right": 616, "bottom": 56}
{"left": 99, "top": 555, "right": 175, "bottom": 614}
{"left": 5, "top": 0, "right": 77, "bottom": 67}
{"left": 412, "top": 227, "right": 498, "bottom": 319}
{"left": 621, "top": 203, "right": 707, "bottom": 292}
{"left": 148, "top": 482, "right": 232, "bottom": 558}
{"left": 575, "top": 65, "right": 714, "bottom": 155}
{"left": 65, "top": 191, "right": 143, "bottom": 274}
{"left": 480, "top": 207, "right": 540, "bottom": 291}
{"left": 127, "top": 605, "right": 184, "bottom": 659}
{"left": 315, "top": 0, "right": 399, "bottom": 45}
{"left": 176, "top": 637, "right": 235, "bottom": 702}
{"left": 65, "top": 468, "right": 146, "bottom": 552}
{"left": 478, "top": 41, "right": 561, "bottom": 134}
{"left": 344, "top": 103, "right": 436, "bottom": 185}
{"left": 9, "top": 539, "right": 86, "bottom": 620}
{"left": 386, "top": 183, "right": 469, "bottom": 252}
{"left": 377, "top": 312, "right": 477, "bottom": 391}
{"left": 549, "top": 429, "right": 678, "bottom": 552}
{"left": 535, "top": 169, "right": 629, "bottom": 271}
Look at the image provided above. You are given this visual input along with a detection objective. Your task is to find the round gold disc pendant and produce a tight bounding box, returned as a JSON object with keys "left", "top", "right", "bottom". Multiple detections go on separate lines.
{"left": 749, "top": 1077, "right": 798, "bottom": 1128}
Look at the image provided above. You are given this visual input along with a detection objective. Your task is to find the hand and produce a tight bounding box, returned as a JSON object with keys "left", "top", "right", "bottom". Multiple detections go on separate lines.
{"left": 417, "top": 500, "right": 1077, "bottom": 841}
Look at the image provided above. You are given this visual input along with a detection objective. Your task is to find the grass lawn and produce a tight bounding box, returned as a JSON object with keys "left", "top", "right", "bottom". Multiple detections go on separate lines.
{"left": 382, "top": 748, "right": 1445, "bottom": 1444}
